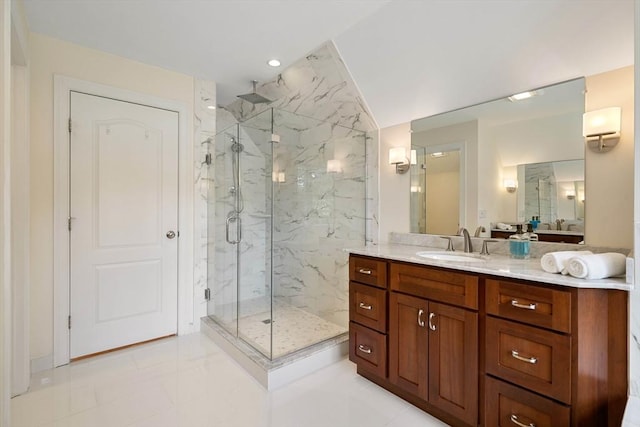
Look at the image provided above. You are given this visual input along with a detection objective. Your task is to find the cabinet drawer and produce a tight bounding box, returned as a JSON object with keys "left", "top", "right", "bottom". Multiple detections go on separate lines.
{"left": 349, "top": 322, "right": 387, "bottom": 378}
{"left": 485, "top": 376, "right": 570, "bottom": 427}
{"left": 349, "top": 282, "right": 387, "bottom": 333}
{"left": 389, "top": 262, "right": 478, "bottom": 309}
{"left": 486, "top": 278, "right": 571, "bottom": 333}
{"left": 350, "top": 255, "right": 388, "bottom": 289}
{"left": 486, "top": 317, "right": 571, "bottom": 403}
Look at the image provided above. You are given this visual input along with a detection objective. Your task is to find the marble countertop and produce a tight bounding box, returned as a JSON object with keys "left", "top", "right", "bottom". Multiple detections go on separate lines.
{"left": 348, "top": 243, "right": 632, "bottom": 291}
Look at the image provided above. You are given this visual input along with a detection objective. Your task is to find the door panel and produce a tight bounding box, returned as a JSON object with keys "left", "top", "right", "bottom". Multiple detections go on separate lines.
{"left": 428, "top": 302, "right": 478, "bottom": 426}
{"left": 388, "top": 292, "right": 428, "bottom": 400}
{"left": 70, "top": 92, "right": 178, "bottom": 359}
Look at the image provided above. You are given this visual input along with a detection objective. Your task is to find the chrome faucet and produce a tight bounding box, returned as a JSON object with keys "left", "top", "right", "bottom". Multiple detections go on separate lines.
{"left": 458, "top": 227, "right": 473, "bottom": 253}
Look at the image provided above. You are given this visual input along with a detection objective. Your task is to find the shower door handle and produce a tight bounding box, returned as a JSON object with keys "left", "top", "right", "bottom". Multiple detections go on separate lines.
{"left": 225, "top": 215, "right": 242, "bottom": 244}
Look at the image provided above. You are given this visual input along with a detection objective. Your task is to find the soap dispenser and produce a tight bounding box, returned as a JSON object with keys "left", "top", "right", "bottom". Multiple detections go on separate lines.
{"left": 526, "top": 223, "right": 538, "bottom": 242}
{"left": 509, "top": 224, "right": 530, "bottom": 259}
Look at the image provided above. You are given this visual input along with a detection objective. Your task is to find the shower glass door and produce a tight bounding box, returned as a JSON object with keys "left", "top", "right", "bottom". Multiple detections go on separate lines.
{"left": 208, "top": 124, "right": 240, "bottom": 334}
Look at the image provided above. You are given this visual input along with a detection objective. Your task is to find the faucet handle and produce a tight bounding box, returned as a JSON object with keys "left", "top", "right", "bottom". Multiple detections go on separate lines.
{"left": 440, "top": 236, "right": 455, "bottom": 252}
{"left": 481, "top": 239, "right": 498, "bottom": 256}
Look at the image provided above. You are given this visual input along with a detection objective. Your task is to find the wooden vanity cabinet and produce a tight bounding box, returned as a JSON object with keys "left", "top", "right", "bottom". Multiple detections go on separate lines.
{"left": 348, "top": 255, "right": 388, "bottom": 378}
{"left": 484, "top": 278, "right": 628, "bottom": 427}
{"left": 388, "top": 262, "right": 478, "bottom": 427}
{"left": 348, "top": 254, "right": 628, "bottom": 427}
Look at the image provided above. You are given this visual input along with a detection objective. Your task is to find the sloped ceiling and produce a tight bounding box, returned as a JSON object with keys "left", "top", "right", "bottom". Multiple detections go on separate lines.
{"left": 23, "top": 0, "right": 634, "bottom": 129}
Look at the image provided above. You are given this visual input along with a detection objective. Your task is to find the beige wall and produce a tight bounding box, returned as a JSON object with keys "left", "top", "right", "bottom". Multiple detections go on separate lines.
{"left": 379, "top": 122, "right": 410, "bottom": 242}
{"left": 380, "top": 66, "right": 634, "bottom": 249}
{"left": 585, "top": 66, "right": 634, "bottom": 248}
{"left": 29, "top": 33, "right": 195, "bottom": 363}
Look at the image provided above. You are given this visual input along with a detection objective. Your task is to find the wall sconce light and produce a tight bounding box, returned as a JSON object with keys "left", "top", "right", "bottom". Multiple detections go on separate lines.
{"left": 566, "top": 189, "right": 576, "bottom": 200}
{"left": 582, "top": 107, "right": 621, "bottom": 153}
{"left": 326, "top": 159, "right": 342, "bottom": 174}
{"left": 389, "top": 147, "right": 410, "bottom": 174}
{"left": 410, "top": 149, "right": 417, "bottom": 165}
{"left": 503, "top": 179, "right": 517, "bottom": 193}
{"left": 272, "top": 171, "right": 285, "bottom": 183}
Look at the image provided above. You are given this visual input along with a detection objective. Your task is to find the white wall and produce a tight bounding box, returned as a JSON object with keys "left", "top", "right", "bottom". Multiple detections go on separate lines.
{"left": 10, "top": 0, "right": 30, "bottom": 397}
{"left": 29, "top": 33, "right": 195, "bottom": 367}
{"left": 0, "top": 0, "right": 12, "bottom": 423}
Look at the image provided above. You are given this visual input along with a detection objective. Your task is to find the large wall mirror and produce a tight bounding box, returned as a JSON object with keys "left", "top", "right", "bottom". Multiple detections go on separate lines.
{"left": 410, "top": 77, "right": 585, "bottom": 240}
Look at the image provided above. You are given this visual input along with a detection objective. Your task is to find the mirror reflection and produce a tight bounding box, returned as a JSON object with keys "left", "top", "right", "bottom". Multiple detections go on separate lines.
{"left": 410, "top": 77, "right": 585, "bottom": 239}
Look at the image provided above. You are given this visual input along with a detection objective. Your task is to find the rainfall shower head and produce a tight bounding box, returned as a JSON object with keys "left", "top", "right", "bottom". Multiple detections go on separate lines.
{"left": 237, "top": 80, "right": 272, "bottom": 104}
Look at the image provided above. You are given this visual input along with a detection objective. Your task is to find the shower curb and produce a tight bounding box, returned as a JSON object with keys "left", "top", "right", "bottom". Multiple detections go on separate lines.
{"left": 200, "top": 316, "right": 348, "bottom": 390}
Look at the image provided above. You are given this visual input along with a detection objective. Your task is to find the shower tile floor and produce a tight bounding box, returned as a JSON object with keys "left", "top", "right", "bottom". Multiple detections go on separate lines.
{"left": 238, "top": 303, "right": 346, "bottom": 358}
{"left": 213, "top": 298, "right": 346, "bottom": 359}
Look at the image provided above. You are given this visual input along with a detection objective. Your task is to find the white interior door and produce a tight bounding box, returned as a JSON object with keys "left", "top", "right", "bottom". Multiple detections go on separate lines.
{"left": 69, "top": 91, "right": 178, "bottom": 359}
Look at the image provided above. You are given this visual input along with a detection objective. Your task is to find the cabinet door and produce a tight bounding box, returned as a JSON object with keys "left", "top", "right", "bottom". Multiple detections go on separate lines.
{"left": 428, "top": 302, "right": 478, "bottom": 427}
{"left": 388, "top": 292, "right": 428, "bottom": 400}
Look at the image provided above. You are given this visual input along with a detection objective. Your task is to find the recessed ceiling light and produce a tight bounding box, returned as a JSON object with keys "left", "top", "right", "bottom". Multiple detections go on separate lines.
{"left": 508, "top": 89, "right": 544, "bottom": 102}
{"left": 206, "top": 105, "right": 216, "bottom": 110}
{"left": 430, "top": 152, "right": 447, "bottom": 158}
{"left": 267, "top": 59, "right": 281, "bottom": 67}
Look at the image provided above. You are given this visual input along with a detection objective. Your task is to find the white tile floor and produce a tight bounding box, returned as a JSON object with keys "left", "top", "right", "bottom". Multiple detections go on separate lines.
{"left": 11, "top": 333, "right": 449, "bottom": 427}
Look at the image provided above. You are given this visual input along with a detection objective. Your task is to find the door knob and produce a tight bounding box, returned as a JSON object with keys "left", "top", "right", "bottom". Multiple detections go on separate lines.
{"left": 166, "top": 230, "right": 176, "bottom": 239}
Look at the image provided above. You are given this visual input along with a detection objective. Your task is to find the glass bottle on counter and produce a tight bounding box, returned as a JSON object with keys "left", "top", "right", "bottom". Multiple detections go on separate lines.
{"left": 509, "top": 224, "right": 530, "bottom": 259}
{"left": 526, "top": 223, "right": 538, "bottom": 241}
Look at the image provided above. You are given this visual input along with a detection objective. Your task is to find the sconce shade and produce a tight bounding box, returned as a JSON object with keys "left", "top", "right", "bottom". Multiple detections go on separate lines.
{"left": 583, "top": 107, "right": 621, "bottom": 137}
{"left": 583, "top": 107, "right": 621, "bottom": 152}
{"left": 410, "top": 149, "right": 417, "bottom": 165}
{"left": 326, "top": 159, "right": 342, "bottom": 173}
{"left": 389, "top": 147, "right": 410, "bottom": 174}
{"left": 389, "top": 147, "right": 407, "bottom": 165}
{"left": 503, "top": 179, "right": 517, "bottom": 193}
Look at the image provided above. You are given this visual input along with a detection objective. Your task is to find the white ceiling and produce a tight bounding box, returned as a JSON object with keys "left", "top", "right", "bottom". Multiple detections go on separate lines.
{"left": 23, "top": 0, "right": 634, "bottom": 129}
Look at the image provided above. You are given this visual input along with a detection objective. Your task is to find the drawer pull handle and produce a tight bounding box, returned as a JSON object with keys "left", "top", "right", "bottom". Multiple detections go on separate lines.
{"left": 359, "top": 302, "right": 373, "bottom": 310}
{"left": 358, "top": 268, "right": 372, "bottom": 275}
{"left": 511, "top": 300, "right": 537, "bottom": 310}
{"left": 510, "top": 414, "right": 536, "bottom": 427}
{"left": 417, "top": 309, "right": 425, "bottom": 327}
{"left": 358, "top": 344, "right": 372, "bottom": 354}
{"left": 428, "top": 312, "right": 437, "bottom": 331}
{"left": 511, "top": 350, "right": 538, "bottom": 364}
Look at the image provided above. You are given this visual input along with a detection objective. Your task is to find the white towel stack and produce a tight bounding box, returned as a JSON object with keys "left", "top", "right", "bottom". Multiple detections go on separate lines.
{"left": 540, "top": 251, "right": 626, "bottom": 280}
{"left": 540, "top": 251, "right": 592, "bottom": 274}
{"left": 565, "top": 253, "right": 626, "bottom": 280}
{"left": 496, "top": 222, "right": 512, "bottom": 230}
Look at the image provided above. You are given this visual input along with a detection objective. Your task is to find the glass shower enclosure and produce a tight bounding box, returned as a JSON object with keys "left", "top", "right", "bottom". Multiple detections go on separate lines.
{"left": 207, "top": 108, "right": 367, "bottom": 360}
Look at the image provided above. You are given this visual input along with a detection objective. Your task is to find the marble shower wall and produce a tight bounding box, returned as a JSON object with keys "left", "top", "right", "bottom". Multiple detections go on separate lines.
{"left": 208, "top": 40, "right": 378, "bottom": 338}
{"left": 271, "top": 110, "right": 367, "bottom": 327}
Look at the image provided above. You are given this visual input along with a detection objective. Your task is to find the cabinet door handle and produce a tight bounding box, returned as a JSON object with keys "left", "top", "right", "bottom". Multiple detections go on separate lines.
{"left": 357, "top": 344, "right": 372, "bottom": 354}
{"left": 358, "top": 302, "right": 372, "bottom": 310}
{"left": 417, "top": 309, "right": 425, "bottom": 327}
{"left": 511, "top": 300, "right": 537, "bottom": 310}
{"left": 511, "top": 350, "right": 538, "bottom": 364}
{"left": 510, "top": 414, "right": 536, "bottom": 427}
{"left": 358, "top": 268, "right": 372, "bottom": 275}
{"left": 428, "top": 312, "right": 437, "bottom": 331}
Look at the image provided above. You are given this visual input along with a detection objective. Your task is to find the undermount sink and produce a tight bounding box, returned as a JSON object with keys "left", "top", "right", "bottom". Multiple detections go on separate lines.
{"left": 416, "top": 251, "right": 485, "bottom": 263}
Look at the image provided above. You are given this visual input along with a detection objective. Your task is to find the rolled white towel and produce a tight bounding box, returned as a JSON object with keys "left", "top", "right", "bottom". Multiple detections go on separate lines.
{"left": 496, "top": 222, "right": 512, "bottom": 230}
{"left": 540, "top": 251, "right": 592, "bottom": 274}
{"left": 566, "top": 252, "right": 627, "bottom": 280}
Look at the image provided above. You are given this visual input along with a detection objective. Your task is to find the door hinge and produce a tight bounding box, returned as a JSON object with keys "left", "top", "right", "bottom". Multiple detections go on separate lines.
{"left": 204, "top": 288, "right": 211, "bottom": 301}
{"left": 68, "top": 118, "right": 72, "bottom": 133}
{"left": 68, "top": 315, "right": 71, "bottom": 329}
{"left": 67, "top": 217, "right": 72, "bottom": 231}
